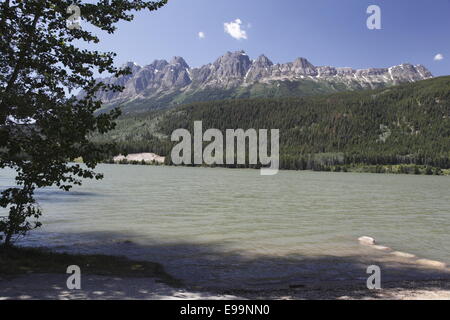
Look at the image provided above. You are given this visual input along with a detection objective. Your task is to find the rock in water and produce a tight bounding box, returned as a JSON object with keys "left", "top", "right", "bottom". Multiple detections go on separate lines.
{"left": 372, "top": 245, "right": 390, "bottom": 251}
{"left": 416, "top": 259, "right": 447, "bottom": 269}
{"left": 358, "top": 236, "right": 376, "bottom": 246}
{"left": 390, "top": 251, "right": 416, "bottom": 258}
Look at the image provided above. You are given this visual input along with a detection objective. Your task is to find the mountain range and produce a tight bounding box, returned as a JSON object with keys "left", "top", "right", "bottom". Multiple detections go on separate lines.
{"left": 93, "top": 50, "right": 433, "bottom": 114}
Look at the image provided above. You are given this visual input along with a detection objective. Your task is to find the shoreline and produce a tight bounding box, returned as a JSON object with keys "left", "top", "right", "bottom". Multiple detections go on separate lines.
{"left": 1, "top": 273, "right": 450, "bottom": 300}
{"left": 97, "top": 161, "right": 450, "bottom": 176}
{"left": 1, "top": 246, "right": 450, "bottom": 300}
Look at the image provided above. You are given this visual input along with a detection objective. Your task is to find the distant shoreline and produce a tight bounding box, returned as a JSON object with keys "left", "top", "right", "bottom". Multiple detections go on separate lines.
{"left": 95, "top": 160, "right": 450, "bottom": 176}
{"left": 72, "top": 151, "right": 450, "bottom": 176}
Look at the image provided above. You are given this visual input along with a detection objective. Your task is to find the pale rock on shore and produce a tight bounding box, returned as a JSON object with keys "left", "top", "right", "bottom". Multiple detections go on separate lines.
{"left": 358, "top": 236, "right": 376, "bottom": 246}
{"left": 113, "top": 153, "right": 165, "bottom": 164}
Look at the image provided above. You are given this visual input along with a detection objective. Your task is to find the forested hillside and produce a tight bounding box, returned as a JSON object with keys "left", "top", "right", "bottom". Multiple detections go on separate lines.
{"left": 93, "top": 76, "right": 450, "bottom": 172}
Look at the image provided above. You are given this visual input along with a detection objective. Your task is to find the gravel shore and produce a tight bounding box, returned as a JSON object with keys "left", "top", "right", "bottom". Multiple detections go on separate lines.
{"left": 1, "top": 273, "right": 449, "bottom": 300}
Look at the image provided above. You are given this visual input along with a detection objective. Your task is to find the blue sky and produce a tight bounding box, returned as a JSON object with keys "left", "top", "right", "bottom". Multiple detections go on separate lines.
{"left": 85, "top": 0, "right": 450, "bottom": 76}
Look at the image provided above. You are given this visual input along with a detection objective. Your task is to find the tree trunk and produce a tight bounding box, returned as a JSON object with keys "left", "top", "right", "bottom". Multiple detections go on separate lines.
{"left": 4, "top": 231, "right": 13, "bottom": 247}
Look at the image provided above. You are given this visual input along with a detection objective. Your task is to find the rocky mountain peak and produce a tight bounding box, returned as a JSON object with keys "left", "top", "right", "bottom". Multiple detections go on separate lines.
{"left": 121, "top": 61, "right": 142, "bottom": 73}
{"left": 170, "top": 56, "right": 189, "bottom": 69}
{"left": 214, "top": 51, "right": 252, "bottom": 75}
{"left": 292, "top": 57, "right": 318, "bottom": 76}
{"left": 245, "top": 54, "right": 273, "bottom": 82}
{"left": 150, "top": 59, "right": 169, "bottom": 70}
{"left": 254, "top": 54, "right": 273, "bottom": 67}
{"left": 205, "top": 50, "right": 253, "bottom": 87}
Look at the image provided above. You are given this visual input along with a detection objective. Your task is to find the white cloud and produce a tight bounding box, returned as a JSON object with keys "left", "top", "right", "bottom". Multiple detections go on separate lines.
{"left": 224, "top": 18, "right": 248, "bottom": 40}
{"left": 434, "top": 53, "right": 444, "bottom": 61}
{"left": 198, "top": 31, "right": 205, "bottom": 39}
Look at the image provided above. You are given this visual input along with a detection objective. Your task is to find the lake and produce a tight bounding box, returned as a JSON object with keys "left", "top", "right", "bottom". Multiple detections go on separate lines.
{"left": 1, "top": 165, "right": 450, "bottom": 290}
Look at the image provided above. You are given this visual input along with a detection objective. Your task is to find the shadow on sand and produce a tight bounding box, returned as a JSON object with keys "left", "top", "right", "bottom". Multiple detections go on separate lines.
{"left": 2, "top": 230, "right": 450, "bottom": 300}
